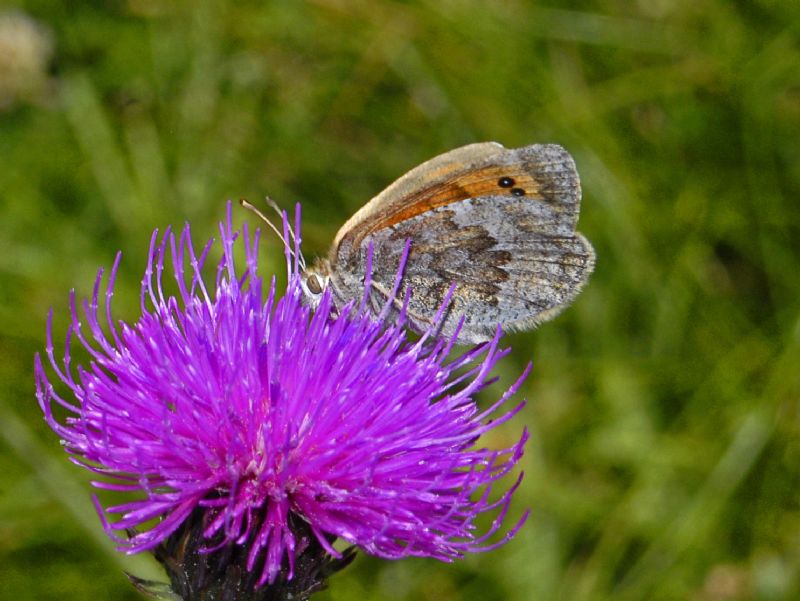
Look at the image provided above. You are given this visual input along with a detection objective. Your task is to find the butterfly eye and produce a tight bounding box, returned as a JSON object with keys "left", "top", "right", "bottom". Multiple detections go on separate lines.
{"left": 306, "top": 273, "right": 323, "bottom": 295}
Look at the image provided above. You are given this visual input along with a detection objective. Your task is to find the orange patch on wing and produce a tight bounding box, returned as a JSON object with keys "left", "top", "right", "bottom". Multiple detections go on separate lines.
{"left": 371, "top": 166, "right": 541, "bottom": 232}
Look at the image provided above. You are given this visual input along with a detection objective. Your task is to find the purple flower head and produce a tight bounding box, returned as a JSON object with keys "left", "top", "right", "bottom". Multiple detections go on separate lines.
{"left": 34, "top": 203, "right": 530, "bottom": 593}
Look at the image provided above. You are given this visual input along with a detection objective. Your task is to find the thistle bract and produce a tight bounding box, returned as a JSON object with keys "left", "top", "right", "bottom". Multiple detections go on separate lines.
{"left": 35, "top": 204, "right": 529, "bottom": 591}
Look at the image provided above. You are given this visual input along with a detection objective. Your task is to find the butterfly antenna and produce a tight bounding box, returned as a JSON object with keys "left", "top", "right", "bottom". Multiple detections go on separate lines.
{"left": 265, "top": 196, "right": 307, "bottom": 271}
{"left": 239, "top": 198, "right": 304, "bottom": 269}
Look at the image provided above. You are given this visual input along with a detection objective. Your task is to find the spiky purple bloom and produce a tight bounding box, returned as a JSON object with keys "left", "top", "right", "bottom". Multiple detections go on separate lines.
{"left": 34, "top": 204, "right": 530, "bottom": 593}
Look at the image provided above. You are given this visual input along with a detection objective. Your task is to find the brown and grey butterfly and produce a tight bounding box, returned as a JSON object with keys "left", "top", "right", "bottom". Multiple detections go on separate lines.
{"left": 301, "top": 142, "right": 595, "bottom": 344}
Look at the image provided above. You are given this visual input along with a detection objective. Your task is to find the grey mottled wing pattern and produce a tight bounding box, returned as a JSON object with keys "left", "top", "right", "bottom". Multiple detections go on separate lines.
{"left": 327, "top": 143, "right": 594, "bottom": 344}
{"left": 341, "top": 197, "right": 594, "bottom": 343}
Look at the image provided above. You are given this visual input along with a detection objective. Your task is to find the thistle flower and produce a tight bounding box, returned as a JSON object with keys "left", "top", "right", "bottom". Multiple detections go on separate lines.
{"left": 34, "top": 203, "right": 530, "bottom": 600}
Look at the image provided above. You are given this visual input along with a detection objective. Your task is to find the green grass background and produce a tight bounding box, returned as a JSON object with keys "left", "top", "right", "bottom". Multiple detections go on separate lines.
{"left": 2, "top": 1, "right": 799, "bottom": 600}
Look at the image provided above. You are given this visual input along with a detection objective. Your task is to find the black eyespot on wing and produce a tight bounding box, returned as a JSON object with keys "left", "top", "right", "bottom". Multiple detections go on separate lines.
{"left": 498, "top": 176, "right": 515, "bottom": 188}
{"left": 306, "top": 274, "right": 323, "bottom": 294}
{"left": 511, "top": 187, "right": 526, "bottom": 197}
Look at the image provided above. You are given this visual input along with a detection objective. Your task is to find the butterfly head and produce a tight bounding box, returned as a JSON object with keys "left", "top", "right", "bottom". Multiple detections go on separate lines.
{"left": 300, "top": 259, "right": 332, "bottom": 309}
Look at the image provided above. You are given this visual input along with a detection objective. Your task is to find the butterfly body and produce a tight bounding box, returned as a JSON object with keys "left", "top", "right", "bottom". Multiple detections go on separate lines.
{"left": 302, "top": 142, "right": 595, "bottom": 344}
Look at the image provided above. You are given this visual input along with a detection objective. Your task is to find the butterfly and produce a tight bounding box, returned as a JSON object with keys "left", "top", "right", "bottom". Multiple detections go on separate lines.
{"left": 251, "top": 142, "right": 595, "bottom": 344}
